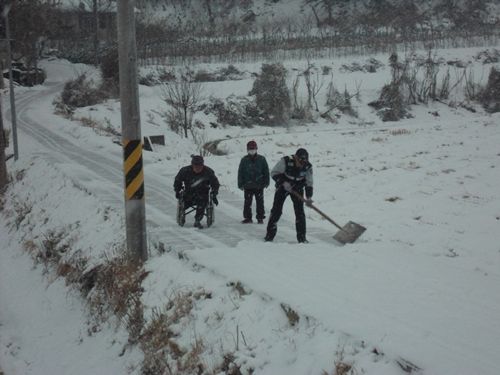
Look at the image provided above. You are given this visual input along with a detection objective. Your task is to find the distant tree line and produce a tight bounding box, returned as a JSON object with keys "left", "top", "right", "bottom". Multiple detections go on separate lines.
{"left": 2, "top": 0, "right": 499, "bottom": 67}
{"left": 138, "top": 26, "right": 499, "bottom": 65}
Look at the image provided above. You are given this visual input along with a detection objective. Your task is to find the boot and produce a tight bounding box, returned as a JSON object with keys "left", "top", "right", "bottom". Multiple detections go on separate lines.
{"left": 194, "top": 220, "right": 203, "bottom": 229}
{"left": 241, "top": 218, "right": 253, "bottom": 224}
{"left": 297, "top": 234, "right": 308, "bottom": 243}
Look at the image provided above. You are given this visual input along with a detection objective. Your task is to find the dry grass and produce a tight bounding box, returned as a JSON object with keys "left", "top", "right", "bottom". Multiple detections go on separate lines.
{"left": 3, "top": 180, "right": 237, "bottom": 375}
{"left": 228, "top": 280, "right": 250, "bottom": 297}
{"left": 12, "top": 199, "right": 32, "bottom": 229}
{"left": 389, "top": 128, "right": 411, "bottom": 136}
{"left": 216, "top": 353, "right": 244, "bottom": 375}
{"left": 1, "top": 175, "right": 220, "bottom": 374}
{"left": 76, "top": 116, "right": 120, "bottom": 137}
{"left": 322, "top": 346, "right": 357, "bottom": 375}
{"left": 280, "top": 303, "right": 300, "bottom": 327}
{"left": 140, "top": 301, "right": 208, "bottom": 375}
{"left": 23, "top": 240, "right": 38, "bottom": 255}
{"left": 21, "top": 228, "right": 75, "bottom": 268}
{"left": 140, "top": 306, "right": 178, "bottom": 374}
{"left": 85, "top": 254, "right": 149, "bottom": 324}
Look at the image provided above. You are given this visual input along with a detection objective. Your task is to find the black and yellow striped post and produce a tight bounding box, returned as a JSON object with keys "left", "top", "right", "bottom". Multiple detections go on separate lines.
{"left": 118, "top": 0, "right": 147, "bottom": 261}
{"left": 122, "top": 138, "right": 147, "bottom": 261}
{"left": 124, "top": 140, "right": 144, "bottom": 200}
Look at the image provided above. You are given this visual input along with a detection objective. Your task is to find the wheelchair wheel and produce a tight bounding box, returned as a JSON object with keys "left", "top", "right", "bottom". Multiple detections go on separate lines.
{"left": 206, "top": 202, "right": 214, "bottom": 227}
{"left": 176, "top": 199, "right": 185, "bottom": 226}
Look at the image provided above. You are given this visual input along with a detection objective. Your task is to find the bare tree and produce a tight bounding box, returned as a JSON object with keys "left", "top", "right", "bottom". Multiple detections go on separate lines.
{"left": 6, "top": 0, "right": 61, "bottom": 82}
{"left": 303, "top": 61, "right": 325, "bottom": 112}
{"left": 161, "top": 75, "right": 203, "bottom": 138}
{"left": 73, "top": 0, "right": 115, "bottom": 65}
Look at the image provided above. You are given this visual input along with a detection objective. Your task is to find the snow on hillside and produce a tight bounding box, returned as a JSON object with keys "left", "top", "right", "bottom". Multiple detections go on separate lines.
{"left": 1, "top": 45, "right": 500, "bottom": 375}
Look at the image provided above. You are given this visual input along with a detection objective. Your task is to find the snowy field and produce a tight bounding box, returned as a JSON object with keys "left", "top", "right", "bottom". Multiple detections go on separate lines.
{"left": 1, "top": 46, "right": 500, "bottom": 375}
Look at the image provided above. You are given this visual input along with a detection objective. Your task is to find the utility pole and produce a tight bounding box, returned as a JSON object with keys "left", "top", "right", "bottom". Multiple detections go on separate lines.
{"left": 0, "top": 93, "right": 8, "bottom": 191}
{"left": 2, "top": 3, "right": 18, "bottom": 161}
{"left": 117, "top": 0, "right": 147, "bottom": 261}
{"left": 92, "top": 0, "right": 99, "bottom": 66}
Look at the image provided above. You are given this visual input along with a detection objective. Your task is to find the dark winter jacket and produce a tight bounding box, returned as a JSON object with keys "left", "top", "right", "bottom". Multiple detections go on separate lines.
{"left": 174, "top": 165, "right": 220, "bottom": 198}
{"left": 238, "top": 154, "right": 270, "bottom": 190}
{"left": 271, "top": 155, "right": 313, "bottom": 198}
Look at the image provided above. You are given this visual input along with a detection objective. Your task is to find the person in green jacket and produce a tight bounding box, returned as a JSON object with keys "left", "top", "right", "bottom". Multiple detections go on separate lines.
{"left": 238, "top": 140, "right": 270, "bottom": 224}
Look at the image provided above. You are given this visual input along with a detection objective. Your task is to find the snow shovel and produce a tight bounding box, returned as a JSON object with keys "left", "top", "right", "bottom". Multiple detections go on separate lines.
{"left": 289, "top": 189, "right": 366, "bottom": 244}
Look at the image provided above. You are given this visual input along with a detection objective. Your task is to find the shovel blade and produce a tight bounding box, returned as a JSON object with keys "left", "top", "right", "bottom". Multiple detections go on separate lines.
{"left": 333, "top": 221, "right": 366, "bottom": 244}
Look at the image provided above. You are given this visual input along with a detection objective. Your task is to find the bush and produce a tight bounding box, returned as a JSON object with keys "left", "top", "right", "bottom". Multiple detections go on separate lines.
{"left": 139, "top": 67, "right": 176, "bottom": 86}
{"left": 139, "top": 72, "right": 157, "bottom": 86}
{"left": 165, "top": 109, "right": 184, "bottom": 134}
{"left": 249, "top": 63, "right": 290, "bottom": 125}
{"left": 369, "top": 52, "right": 452, "bottom": 121}
{"left": 325, "top": 83, "right": 357, "bottom": 117}
{"left": 368, "top": 82, "right": 409, "bottom": 122}
{"left": 481, "top": 67, "right": 500, "bottom": 113}
{"left": 203, "top": 95, "right": 256, "bottom": 127}
{"left": 55, "top": 74, "right": 107, "bottom": 115}
{"left": 192, "top": 65, "right": 245, "bottom": 82}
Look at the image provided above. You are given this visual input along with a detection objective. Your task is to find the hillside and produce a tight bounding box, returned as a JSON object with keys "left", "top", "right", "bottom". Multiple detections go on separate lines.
{"left": 1, "top": 42, "right": 500, "bottom": 374}
{"left": 133, "top": 0, "right": 500, "bottom": 36}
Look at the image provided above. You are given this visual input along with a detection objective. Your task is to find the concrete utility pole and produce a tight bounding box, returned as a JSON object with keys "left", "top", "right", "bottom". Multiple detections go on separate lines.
{"left": 117, "top": 0, "right": 148, "bottom": 261}
{"left": 2, "top": 3, "right": 18, "bottom": 161}
{"left": 0, "top": 94, "right": 8, "bottom": 191}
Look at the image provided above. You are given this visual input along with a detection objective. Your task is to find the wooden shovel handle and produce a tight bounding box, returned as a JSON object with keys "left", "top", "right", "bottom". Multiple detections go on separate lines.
{"left": 288, "top": 189, "right": 347, "bottom": 232}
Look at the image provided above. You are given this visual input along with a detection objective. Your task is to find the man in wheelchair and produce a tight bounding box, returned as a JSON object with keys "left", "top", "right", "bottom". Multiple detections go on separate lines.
{"left": 174, "top": 155, "right": 220, "bottom": 228}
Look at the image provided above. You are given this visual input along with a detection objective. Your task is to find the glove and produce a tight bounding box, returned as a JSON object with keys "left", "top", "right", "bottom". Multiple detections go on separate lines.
{"left": 211, "top": 193, "right": 218, "bottom": 206}
{"left": 304, "top": 198, "right": 313, "bottom": 207}
{"left": 175, "top": 190, "right": 182, "bottom": 199}
{"left": 282, "top": 181, "right": 292, "bottom": 192}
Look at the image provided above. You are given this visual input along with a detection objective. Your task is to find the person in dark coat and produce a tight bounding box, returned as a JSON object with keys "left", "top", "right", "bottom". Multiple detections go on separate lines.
{"left": 238, "top": 140, "right": 270, "bottom": 224}
{"left": 174, "top": 155, "right": 220, "bottom": 228}
{"left": 265, "top": 148, "right": 313, "bottom": 243}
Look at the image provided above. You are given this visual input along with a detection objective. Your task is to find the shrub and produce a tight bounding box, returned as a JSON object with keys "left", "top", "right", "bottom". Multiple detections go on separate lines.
{"left": 325, "top": 83, "right": 357, "bottom": 117}
{"left": 322, "top": 66, "right": 332, "bottom": 75}
{"left": 158, "top": 67, "right": 176, "bottom": 82}
{"left": 139, "top": 67, "right": 176, "bottom": 86}
{"left": 162, "top": 77, "right": 203, "bottom": 138}
{"left": 369, "top": 82, "right": 409, "bottom": 122}
{"left": 192, "top": 65, "right": 245, "bottom": 82}
{"left": 165, "top": 108, "right": 184, "bottom": 134}
{"left": 204, "top": 95, "right": 255, "bottom": 127}
{"left": 55, "top": 74, "right": 107, "bottom": 115}
{"left": 249, "top": 63, "right": 290, "bottom": 125}
{"left": 481, "top": 67, "right": 500, "bottom": 113}
{"left": 193, "top": 69, "right": 217, "bottom": 82}
{"left": 139, "top": 72, "right": 157, "bottom": 86}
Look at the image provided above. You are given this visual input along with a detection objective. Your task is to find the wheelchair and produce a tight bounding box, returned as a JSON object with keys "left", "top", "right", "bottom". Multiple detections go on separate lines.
{"left": 176, "top": 190, "right": 214, "bottom": 227}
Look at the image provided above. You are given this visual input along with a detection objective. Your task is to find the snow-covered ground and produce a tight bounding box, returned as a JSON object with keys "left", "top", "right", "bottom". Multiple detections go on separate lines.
{"left": 1, "top": 46, "right": 500, "bottom": 375}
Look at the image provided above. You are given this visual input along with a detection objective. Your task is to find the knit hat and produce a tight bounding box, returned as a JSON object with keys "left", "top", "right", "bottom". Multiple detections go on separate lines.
{"left": 295, "top": 148, "right": 309, "bottom": 162}
{"left": 246, "top": 140, "right": 258, "bottom": 150}
{"left": 191, "top": 155, "right": 204, "bottom": 166}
